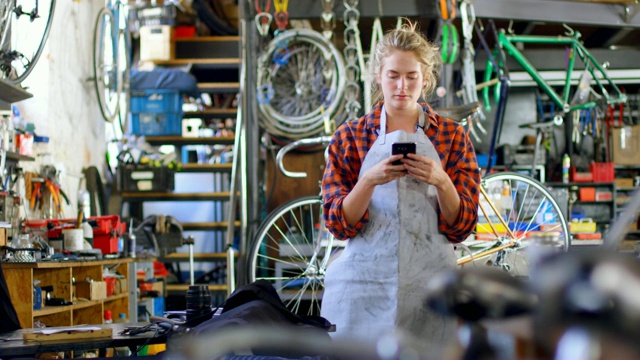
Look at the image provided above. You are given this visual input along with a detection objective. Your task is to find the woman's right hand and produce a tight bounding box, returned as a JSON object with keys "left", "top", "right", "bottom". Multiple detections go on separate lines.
{"left": 360, "top": 155, "right": 407, "bottom": 186}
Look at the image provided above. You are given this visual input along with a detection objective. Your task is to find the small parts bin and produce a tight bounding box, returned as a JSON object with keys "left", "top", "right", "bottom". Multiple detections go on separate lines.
{"left": 131, "top": 89, "right": 183, "bottom": 136}
{"left": 590, "top": 162, "right": 614, "bottom": 183}
{"left": 579, "top": 187, "right": 596, "bottom": 202}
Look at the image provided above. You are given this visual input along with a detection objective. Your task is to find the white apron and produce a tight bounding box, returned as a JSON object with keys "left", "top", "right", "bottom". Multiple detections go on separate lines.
{"left": 321, "top": 104, "right": 456, "bottom": 354}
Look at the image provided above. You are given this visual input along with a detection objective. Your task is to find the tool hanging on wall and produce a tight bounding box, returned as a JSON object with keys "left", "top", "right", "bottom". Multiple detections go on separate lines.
{"left": 273, "top": 0, "right": 289, "bottom": 35}
{"left": 363, "top": 0, "right": 384, "bottom": 112}
{"left": 254, "top": 0, "right": 273, "bottom": 37}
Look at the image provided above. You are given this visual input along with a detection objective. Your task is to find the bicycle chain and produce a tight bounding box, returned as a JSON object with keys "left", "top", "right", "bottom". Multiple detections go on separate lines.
{"left": 342, "top": 0, "right": 364, "bottom": 122}
{"left": 320, "top": 0, "right": 336, "bottom": 40}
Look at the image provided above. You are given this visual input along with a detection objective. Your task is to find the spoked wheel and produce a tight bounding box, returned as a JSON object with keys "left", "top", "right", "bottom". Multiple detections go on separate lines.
{"left": 93, "top": 7, "right": 121, "bottom": 123}
{"left": 247, "top": 196, "right": 343, "bottom": 316}
{"left": 256, "top": 29, "right": 347, "bottom": 139}
{"left": 0, "top": 0, "right": 56, "bottom": 84}
{"left": 115, "top": 28, "right": 130, "bottom": 134}
{"left": 457, "top": 172, "right": 570, "bottom": 278}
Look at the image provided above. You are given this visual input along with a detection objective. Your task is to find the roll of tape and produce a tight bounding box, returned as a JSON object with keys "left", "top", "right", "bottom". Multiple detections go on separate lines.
{"left": 63, "top": 229, "right": 84, "bottom": 251}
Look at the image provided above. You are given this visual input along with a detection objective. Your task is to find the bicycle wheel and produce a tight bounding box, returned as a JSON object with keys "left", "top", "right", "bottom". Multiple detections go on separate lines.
{"left": 116, "top": 28, "right": 130, "bottom": 134}
{"left": 0, "top": 0, "right": 56, "bottom": 84}
{"left": 93, "top": 7, "right": 121, "bottom": 123}
{"left": 247, "top": 196, "right": 342, "bottom": 316}
{"left": 257, "top": 29, "right": 347, "bottom": 139}
{"left": 457, "top": 172, "right": 570, "bottom": 278}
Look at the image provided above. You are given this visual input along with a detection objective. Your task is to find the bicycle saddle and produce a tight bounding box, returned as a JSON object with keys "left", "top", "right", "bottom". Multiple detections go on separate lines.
{"left": 425, "top": 267, "right": 536, "bottom": 322}
{"left": 434, "top": 102, "right": 481, "bottom": 122}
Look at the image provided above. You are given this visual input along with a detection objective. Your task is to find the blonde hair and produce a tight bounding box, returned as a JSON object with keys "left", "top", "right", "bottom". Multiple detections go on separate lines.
{"left": 366, "top": 19, "right": 441, "bottom": 104}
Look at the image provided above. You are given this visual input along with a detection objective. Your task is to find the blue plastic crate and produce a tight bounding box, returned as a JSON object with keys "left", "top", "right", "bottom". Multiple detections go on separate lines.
{"left": 131, "top": 89, "right": 183, "bottom": 136}
{"left": 132, "top": 112, "right": 182, "bottom": 136}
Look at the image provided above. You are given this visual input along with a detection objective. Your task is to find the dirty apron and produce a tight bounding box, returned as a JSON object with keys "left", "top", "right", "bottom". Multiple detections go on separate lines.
{"left": 321, "top": 104, "right": 456, "bottom": 354}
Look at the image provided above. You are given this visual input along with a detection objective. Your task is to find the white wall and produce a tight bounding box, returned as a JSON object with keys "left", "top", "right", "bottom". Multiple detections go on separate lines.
{"left": 14, "top": 0, "right": 106, "bottom": 219}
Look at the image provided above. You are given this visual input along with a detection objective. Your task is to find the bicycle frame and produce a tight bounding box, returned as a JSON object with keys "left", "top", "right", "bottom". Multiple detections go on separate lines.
{"left": 478, "top": 21, "right": 627, "bottom": 172}
{"left": 494, "top": 31, "right": 627, "bottom": 114}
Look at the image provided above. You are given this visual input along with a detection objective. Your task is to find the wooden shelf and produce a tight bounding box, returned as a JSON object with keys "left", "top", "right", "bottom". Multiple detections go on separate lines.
{"left": 3, "top": 260, "right": 132, "bottom": 328}
{"left": 0, "top": 79, "right": 32, "bottom": 109}
{"left": 120, "top": 191, "right": 233, "bottom": 201}
{"left": 197, "top": 82, "right": 240, "bottom": 93}
{"left": 184, "top": 108, "right": 238, "bottom": 118}
{"left": 180, "top": 163, "right": 233, "bottom": 173}
{"left": 181, "top": 221, "right": 240, "bottom": 231}
{"left": 144, "top": 136, "right": 235, "bottom": 146}
{"left": 6, "top": 152, "right": 35, "bottom": 162}
{"left": 175, "top": 36, "right": 240, "bottom": 42}
{"left": 151, "top": 58, "right": 240, "bottom": 67}
{"left": 161, "top": 252, "right": 238, "bottom": 261}
{"left": 165, "top": 284, "right": 227, "bottom": 292}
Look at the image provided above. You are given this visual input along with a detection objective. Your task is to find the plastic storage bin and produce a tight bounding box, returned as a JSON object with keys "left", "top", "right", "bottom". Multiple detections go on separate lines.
{"left": 590, "top": 162, "right": 614, "bottom": 183}
{"left": 131, "top": 89, "right": 183, "bottom": 136}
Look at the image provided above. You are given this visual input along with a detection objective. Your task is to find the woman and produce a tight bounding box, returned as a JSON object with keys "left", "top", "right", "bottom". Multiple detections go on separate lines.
{"left": 320, "top": 20, "right": 480, "bottom": 354}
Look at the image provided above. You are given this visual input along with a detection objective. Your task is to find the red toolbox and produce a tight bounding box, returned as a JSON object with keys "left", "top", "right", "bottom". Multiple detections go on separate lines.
{"left": 24, "top": 215, "right": 126, "bottom": 255}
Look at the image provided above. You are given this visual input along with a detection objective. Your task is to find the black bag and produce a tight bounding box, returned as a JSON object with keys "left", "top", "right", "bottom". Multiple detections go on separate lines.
{"left": 173, "top": 280, "right": 333, "bottom": 358}
{"left": 190, "top": 279, "right": 331, "bottom": 332}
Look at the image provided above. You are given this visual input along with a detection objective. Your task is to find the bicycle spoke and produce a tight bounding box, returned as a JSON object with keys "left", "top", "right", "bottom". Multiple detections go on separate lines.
{"left": 248, "top": 196, "right": 337, "bottom": 316}
{"left": 459, "top": 173, "right": 570, "bottom": 277}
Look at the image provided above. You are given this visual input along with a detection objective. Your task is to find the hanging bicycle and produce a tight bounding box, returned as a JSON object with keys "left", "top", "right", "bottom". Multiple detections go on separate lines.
{"left": 93, "top": 0, "right": 130, "bottom": 132}
{"left": 0, "top": 0, "right": 56, "bottom": 84}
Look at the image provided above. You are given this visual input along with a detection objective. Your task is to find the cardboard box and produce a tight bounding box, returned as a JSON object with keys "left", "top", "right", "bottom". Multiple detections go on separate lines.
{"left": 612, "top": 125, "right": 640, "bottom": 165}
{"left": 615, "top": 178, "right": 635, "bottom": 188}
{"left": 114, "top": 278, "right": 128, "bottom": 295}
{"left": 140, "top": 25, "right": 174, "bottom": 61}
{"left": 76, "top": 281, "right": 107, "bottom": 300}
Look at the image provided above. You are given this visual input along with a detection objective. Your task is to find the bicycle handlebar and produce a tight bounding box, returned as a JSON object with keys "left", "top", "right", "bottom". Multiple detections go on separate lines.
{"left": 276, "top": 136, "right": 332, "bottom": 178}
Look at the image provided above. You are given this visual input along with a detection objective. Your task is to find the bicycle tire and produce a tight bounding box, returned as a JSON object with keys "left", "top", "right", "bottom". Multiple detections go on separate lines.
{"left": 1, "top": 0, "right": 56, "bottom": 84}
{"left": 93, "top": 7, "right": 121, "bottom": 123}
{"left": 247, "top": 196, "right": 342, "bottom": 316}
{"left": 458, "top": 172, "right": 570, "bottom": 277}
{"left": 257, "top": 29, "right": 347, "bottom": 139}
{"left": 116, "top": 28, "right": 130, "bottom": 134}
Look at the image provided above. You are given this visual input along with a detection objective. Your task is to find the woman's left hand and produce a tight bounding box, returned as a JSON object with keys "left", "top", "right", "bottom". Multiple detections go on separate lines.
{"left": 402, "top": 153, "right": 448, "bottom": 188}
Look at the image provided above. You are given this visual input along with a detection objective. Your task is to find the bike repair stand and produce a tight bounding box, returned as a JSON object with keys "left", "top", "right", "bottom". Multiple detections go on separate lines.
{"left": 185, "top": 235, "right": 195, "bottom": 285}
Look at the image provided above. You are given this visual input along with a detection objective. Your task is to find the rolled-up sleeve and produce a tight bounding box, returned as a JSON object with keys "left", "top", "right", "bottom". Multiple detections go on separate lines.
{"left": 322, "top": 107, "right": 383, "bottom": 240}
{"left": 435, "top": 121, "right": 480, "bottom": 243}
{"left": 322, "top": 123, "right": 371, "bottom": 240}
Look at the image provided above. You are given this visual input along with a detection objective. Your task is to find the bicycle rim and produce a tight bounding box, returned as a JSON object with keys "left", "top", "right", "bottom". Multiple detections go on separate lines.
{"left": 458, "top": 172, "right": 570, "bottom": 277}
{"left": 257, "top": 29, "right": 347, "bottom": 139}
{"left": 1, "top": 0, "right": 56, "bottom": 84}
{"left": 247, "top": 196, "right": 341, "bottom": 316}
{"left": 93, "top": 7, "right": 120, "bottom": 123}
{"left": 117, "top": 29, "right": 130, "bottom": 134}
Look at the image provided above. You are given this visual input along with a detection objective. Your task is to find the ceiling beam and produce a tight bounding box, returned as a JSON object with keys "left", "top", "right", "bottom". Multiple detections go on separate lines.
{"left": 473, "top": 0, "right": 640, "bottom": 28}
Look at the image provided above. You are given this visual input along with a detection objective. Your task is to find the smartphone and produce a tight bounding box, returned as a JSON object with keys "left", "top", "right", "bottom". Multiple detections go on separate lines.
{"left": 391, "top": 142, "right": 416, "bottom": 165}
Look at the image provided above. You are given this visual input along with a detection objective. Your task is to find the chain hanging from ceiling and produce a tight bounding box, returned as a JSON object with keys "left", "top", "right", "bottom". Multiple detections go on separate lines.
{"left": 342, "top": 0, "right": 365, "bottom": 122}
{"left": 320, "top": 0, "right": 336, "bottom": 40}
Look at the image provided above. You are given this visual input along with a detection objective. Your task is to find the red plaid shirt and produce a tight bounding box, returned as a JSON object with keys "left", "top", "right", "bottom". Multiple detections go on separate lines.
{"left": 322, "top": 101, "right": 480, "bottom": 243}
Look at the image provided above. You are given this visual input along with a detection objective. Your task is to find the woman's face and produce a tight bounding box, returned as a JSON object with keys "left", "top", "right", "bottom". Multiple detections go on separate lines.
{"left": 376, "top": 50, "right": 426, "bottom": 111}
